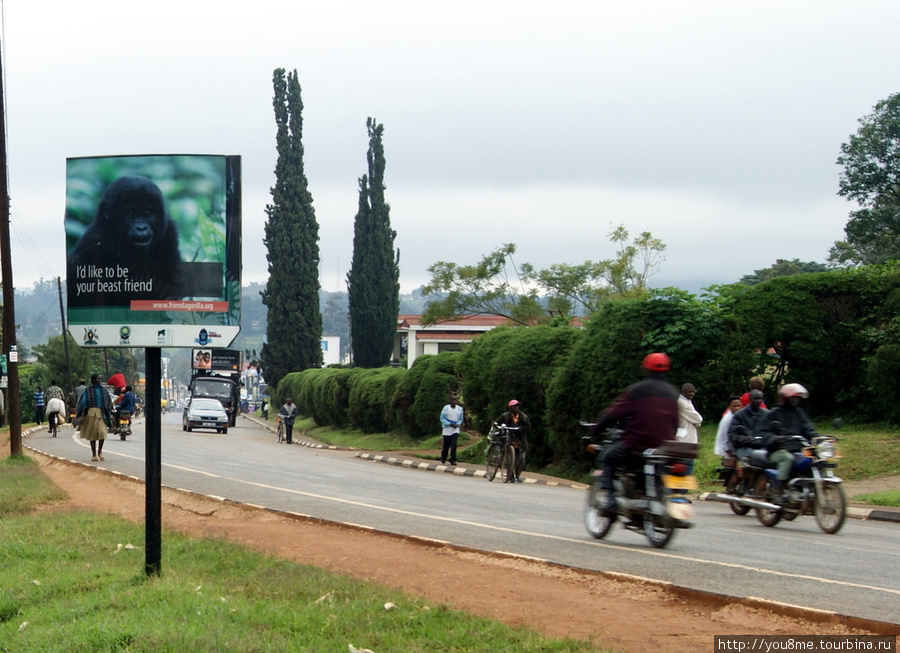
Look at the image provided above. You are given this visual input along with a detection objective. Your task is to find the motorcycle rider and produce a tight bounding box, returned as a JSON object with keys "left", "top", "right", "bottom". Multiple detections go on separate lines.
{"left": 727, "top": 389, "right": 769, "bottom": 460}
{"left": 758, "top": 383, "right": 819, "bottom": 502}
{"left": 592, "top": 353, "right": 679, "bottom": 518}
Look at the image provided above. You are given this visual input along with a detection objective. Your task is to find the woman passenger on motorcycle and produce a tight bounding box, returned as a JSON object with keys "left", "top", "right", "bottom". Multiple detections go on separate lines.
{"left": 757, "top": 383, "right": 819, "bottom": 502}
{"left": 494, "top": 400, "right": 530, "bottom": 483}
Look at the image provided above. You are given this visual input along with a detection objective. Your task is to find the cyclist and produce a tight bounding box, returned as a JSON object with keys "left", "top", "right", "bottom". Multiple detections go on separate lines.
{"left": 494, "top": 400, "right": 530, "bottom": 483}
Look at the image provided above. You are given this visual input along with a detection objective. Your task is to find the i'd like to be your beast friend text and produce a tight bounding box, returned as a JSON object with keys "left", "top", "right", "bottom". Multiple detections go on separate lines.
{"left": 74, "top": 264, "right": 155, "bottom": 296}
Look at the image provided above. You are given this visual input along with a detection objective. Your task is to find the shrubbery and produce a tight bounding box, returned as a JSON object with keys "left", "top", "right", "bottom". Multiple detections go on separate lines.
{"left": 274, "top": 264, "right": 900, "bottom": 468}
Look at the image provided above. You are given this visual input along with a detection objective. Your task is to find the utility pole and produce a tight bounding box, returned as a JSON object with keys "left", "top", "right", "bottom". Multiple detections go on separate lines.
{"left": 57, "top": 277, "right": 74, "bottom": 393}
{"left": 0, "top": 34, "right": 23, "bottom": 455}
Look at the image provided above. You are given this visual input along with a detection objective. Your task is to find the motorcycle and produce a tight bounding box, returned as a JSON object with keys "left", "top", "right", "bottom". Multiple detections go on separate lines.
{"left": 705, "top": 421, "right": 846, "bottom": 534}
{"left": 582, "top": 424, "right": 698, "bottom": 549}
{"left": 115, "top": 411, "right": 133, "bottom": 441}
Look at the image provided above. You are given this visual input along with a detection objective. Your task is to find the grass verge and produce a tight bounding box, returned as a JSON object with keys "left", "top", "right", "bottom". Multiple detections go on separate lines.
{"left": 0, "top": 454, "right": 602, "bottom": 652}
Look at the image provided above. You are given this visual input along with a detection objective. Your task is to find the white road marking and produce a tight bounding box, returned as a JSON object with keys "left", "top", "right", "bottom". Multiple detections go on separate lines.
{"left": 62, "top": 430, "right": 900, "bottom": 597}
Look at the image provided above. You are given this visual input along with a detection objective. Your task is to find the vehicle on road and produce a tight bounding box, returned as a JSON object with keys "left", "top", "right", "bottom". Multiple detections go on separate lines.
{"left": 705, "top": 423, "right": 846, "bottom": 534}
{"left": 189, "top": 374, "right": 240, "bottom": 427}
{"left": 115, "top": 412, "right": 132, "bottom": 440}
{"left": 582, "top": 425, "right": 697, "bottom": 549}
{"left": 182, "top": 398, "right": 229, "bottom": 434}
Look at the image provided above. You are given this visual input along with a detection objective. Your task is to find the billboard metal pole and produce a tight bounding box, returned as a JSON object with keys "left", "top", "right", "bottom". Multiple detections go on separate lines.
{"left": 145, "top": 347, "right": 162, "bottom": 576}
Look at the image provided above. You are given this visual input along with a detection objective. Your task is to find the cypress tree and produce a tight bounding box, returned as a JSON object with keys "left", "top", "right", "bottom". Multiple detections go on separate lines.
{"left": 347, "top": 118, "right": 400, "bottom": 368}
{"left": 261, "top": 68, "right": 323, "bottom": 390}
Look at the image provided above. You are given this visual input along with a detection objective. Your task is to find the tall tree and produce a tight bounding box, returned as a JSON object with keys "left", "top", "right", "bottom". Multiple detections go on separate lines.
{"left": 830, "top": 92, "right": 900, "bottom": 266}
{"left": 261, "top": 68, "right": 323, "bottom": 390}
{"left": 346, "top": 118, "right": 400, "bottom": 367}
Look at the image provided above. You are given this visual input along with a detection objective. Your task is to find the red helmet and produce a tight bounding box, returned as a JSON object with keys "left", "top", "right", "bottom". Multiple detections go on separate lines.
{"left": 642, "top": 353, "right": 670, "bottom": 372}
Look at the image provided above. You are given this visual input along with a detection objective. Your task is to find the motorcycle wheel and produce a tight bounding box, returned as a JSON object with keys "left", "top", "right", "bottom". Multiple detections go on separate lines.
{"left": 583, "top": 482, "right": 614, "bottom": 539}
{"left": 725, "top": 471, "right": 750, "bottom": 516}
{"left": 501, "top": 445, "right": 516, "bottom": 483}
{"left": 814, "top": 483, "right": 847, "bottom": 534}
{"left": 485, "top": 443, "right": 501, "bottom": 482}
{"left": 644, "top": 479, "right": 676, "bottom": 548}
{"left": 753, "top": 475, "right": 783, "bottom": 527}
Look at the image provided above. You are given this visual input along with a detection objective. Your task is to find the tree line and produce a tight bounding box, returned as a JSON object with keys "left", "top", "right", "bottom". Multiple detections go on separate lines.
{"left": 273, "top": 263, "right": 900, "bottom": 472}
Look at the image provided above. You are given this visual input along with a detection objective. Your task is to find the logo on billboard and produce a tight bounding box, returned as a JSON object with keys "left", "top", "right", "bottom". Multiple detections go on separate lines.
{"left": 83, "top": 327, "right": 99, "bottom": 346}
{"left": 119, "top": 326, "right": 131, "bottom": 344}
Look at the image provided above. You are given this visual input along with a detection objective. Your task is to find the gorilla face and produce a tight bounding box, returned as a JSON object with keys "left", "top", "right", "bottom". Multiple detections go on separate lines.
{"left": 96, "top": 176, "right": 170, "bottom": 256}
{"left": 68, "top": 175, "right": 184, "bottom": 304}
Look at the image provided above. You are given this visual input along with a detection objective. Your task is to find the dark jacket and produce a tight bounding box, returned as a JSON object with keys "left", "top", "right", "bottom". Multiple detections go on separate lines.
{"left": 759, "top": 405, "right": 819, "bottom": 452}
{"left": 594, "top": 374, "right": 679, "bottom": 450}
{"left": 495, "top": 410, "right": 530, "bottom": 450}
{"left": 728, "top": 404, "right": 769, "bottom": 450}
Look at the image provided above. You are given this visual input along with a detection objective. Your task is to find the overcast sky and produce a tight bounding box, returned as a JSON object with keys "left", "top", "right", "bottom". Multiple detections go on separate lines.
{"left": 3, "top": 1, "right": 899, "bottom": 296}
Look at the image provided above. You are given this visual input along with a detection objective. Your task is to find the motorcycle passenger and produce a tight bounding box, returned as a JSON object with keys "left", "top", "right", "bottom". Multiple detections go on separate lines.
{"left": 592, "top": 353, "right": 680, "bottom": 518}
{"left": 116, "top": 385, "right": 137, "bottom": 432}
{"left": 494, "top": 400, "right": 530, "bottom": 483}
{"left": 758, "top": 383, "right": 819, "bottom": 502}
{"left": 727, "top": 389, "right": 769, "bottom": 460}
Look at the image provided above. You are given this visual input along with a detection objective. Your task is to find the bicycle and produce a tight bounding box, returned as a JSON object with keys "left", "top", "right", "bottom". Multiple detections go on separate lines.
{"left": 485, "top": 423, "right": 519, "bottom": 483}
{"left": 275, "top": 416, "right": 285, "bottom": 444}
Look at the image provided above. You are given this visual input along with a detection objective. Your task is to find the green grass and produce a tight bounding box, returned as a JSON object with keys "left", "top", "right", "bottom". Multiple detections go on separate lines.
{"left": 0, "top": 455, "right": 605, "bottom": 652}
{"left": 0, "top": 455, "right": 68, "bottom": 516}
{"left": 851, "top": 490, "right": 900, "bottom": 506}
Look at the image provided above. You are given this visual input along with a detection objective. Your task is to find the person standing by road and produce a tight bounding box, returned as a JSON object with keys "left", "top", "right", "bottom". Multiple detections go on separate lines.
{"left": 677, "top": 383, "right": 702, "bottom": 444}
{"left": 33, "top": 385, "right": 45, "bottom": 424}
{"left": 77, "top": 373, "right": 113, "bottom": 462}
{"left": 494, "top": 400, "right": 530, "bottom": 483}
{"left": 714, "top": 395, "right": 742, "bottom": 458}
{"left": 278, "top": 397, "right": 298, "bottom": 445}
{"left": 439, "top": 396, "right": 464, "bottom": 465}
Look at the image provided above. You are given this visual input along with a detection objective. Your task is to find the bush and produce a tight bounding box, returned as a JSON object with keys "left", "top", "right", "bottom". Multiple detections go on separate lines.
{"left": 406, "top": 352, "right": 462, "bottom": 438}
{"left": 348, "top": 368, "right": 406, "bottom": 433}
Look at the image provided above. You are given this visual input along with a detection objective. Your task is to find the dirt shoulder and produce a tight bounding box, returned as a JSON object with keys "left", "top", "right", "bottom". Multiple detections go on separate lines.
{"left": 6, "top": 433, "right": 899, "bottom": 652}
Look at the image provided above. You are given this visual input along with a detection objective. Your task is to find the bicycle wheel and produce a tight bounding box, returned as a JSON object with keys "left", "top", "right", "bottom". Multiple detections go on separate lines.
{"left": 502, "top": 445, "right": 516, "bottom": 483}
{"left": 485, "top": 443, "right": 501, "bottom": 481}
{"left": 276, "top": 421, "right": 284, "bottom": 444}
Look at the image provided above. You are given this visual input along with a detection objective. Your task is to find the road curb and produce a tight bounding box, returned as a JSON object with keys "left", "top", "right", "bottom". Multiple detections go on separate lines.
{"left": 353, "top": 451, "right": 589, "bottom": 489}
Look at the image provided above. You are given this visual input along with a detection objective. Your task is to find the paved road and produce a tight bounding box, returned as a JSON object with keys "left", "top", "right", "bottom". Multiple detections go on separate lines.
{"left": 25, "top": 414, "right": 900, "bottom": 625}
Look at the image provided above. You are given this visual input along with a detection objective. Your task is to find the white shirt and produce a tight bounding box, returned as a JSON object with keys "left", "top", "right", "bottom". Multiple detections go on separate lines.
{"left": 677, "top": 394, "right": 702, "bottom": 444}
{"left": 714, "top": 410, "right": 735, "bottom": 456}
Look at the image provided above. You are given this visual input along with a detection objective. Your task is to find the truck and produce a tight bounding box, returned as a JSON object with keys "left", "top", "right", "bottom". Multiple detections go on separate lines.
{"left": 189, "top": 349, "right": 243, "bottom": 427}
{"left": 189, "top": 372, "right": 241, "bottom": 427}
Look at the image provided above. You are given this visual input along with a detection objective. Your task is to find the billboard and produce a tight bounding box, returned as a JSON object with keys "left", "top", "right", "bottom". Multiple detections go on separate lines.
{"left": 65, "top": 154, "right": 241, "bottom": 348}
{"left": 192, "top": 348, "right": 241, "bottom": 372}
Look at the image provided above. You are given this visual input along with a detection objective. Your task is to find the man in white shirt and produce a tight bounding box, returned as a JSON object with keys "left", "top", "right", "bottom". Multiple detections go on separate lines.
{"left": 439, "top": 396, "right": 464, "bottom": 465}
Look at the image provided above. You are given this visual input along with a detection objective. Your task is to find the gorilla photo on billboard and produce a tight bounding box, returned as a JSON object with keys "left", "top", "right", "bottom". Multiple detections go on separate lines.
{"left": 68, "top": 175, "right": 184, "bottom": 306}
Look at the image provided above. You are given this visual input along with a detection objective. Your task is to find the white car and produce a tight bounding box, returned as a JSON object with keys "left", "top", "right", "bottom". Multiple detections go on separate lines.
{"left": 182, "top": 398, "right": 229, "bottom": 434}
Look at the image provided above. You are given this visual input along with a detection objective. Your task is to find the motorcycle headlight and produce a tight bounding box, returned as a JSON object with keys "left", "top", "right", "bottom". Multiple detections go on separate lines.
{"left": 817, "top": 438, "right": 837, "bottom": 460}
